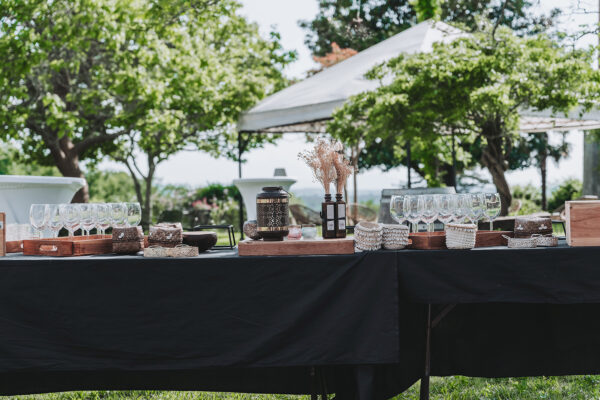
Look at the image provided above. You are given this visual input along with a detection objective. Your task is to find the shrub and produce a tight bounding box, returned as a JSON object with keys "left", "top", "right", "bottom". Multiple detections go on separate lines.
{"left": 548, "top": 179, "right": 582, "bottom": 211}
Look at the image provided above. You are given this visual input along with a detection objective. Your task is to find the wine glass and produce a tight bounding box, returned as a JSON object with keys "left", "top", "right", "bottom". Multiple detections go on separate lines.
{"left": 418, "top": 194, "right": 437, "bottom": 232}
{"left": 484, "top": 193, "right": 502, "bottom": 230}
{"left": 79, "top": 203, "right": 96, "bottom": 236}
{"left": 96, "top": 203, "right": 111, "bottom": 235}
{"left": 125, "top": 202, "right": 142, "bottom": 227}
{"left": 455, "top": 194, "right": 470, "bottom": 224}
{"left": 46, "top": 204, "right": 63, "bottom": 238}
{"left": 29, "top": 204, "right": 48, "bottom": 238}
{"left": 59, "top": 203, "right": 81, "bottom": 237}
{"left": 436, "top": 194, "right": 455, "bottom": 227}
{"left": 109, "top": 202, "right": 127, "bottom": 229}
{"left": 403, "top": 195, "right": 420, "bottom": 233}
{"left": 468, "top": 193, "right": 485, "bottom": 227}
{"left": 390, "top": 195, "right": 407, "bottom": 225}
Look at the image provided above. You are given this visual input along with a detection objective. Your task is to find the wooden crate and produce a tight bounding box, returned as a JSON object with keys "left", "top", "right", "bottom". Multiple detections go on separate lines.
{"left": 565, "top": 200, "right": 600, "bottom": 246}
{"left": 23, "top": 235, "right": 113, "bottom": 257}
{"left": 238, "top": 238, "right": 354, "bottom": 256}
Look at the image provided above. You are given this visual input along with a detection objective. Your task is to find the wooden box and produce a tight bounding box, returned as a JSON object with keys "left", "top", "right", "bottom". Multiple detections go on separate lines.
{"left": 566, "top": 200, "right": 600, "bottom": 246}
{"left": 23, "top": 235, "right": 113, "bottom": 257}
{"left": 238, "top": 238, "right": 354, "bottom": 256}
{"left": 475, "top": 230, "right": 513, "bottom": 247}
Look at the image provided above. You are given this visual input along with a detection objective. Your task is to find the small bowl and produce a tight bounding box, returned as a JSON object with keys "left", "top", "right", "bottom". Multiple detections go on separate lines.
{"left": 182, "top": 231, "right": 218, "bottom": 252}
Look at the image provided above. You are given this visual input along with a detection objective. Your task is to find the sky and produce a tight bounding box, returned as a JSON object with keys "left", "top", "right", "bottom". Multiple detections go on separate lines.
{"left": 100, "top": 0, "right": 598, "bottom": 195}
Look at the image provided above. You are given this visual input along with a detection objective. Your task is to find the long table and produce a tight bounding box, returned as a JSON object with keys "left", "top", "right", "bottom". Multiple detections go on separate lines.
{"left": 1, "top": 243, "right": 600, "bottom": 399}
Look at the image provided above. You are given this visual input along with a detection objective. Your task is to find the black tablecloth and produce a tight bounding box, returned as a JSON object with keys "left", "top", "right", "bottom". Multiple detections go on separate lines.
{"left": 2, "top": 244, "right": 600, "bottom": 399}
{"left": 0, "top": 252, "right": 412, "bottom": 398}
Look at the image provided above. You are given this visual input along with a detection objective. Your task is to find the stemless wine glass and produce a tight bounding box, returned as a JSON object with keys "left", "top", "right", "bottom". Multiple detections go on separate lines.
{"left": 436, "top": 194, "right": 455, "bottom": 228}
{"left": 59, "top": 203, "right": 81, "bottom": 237}
{"left": 484, "top": 193, "right": 502, "bottom": 230}
{"left": 404, "top": 195, "right": 420, "bottom": 233}
{"left": 109, "top": 202, "right": 127, "bottom": 229}
{"left": 29, "top": 204, "right": 48, "bottom": 238}
{"left": 468, "top": 193, "right": 485, "bottom": 227}
{"left": 46, "top": 204, "right": 63, "bottom": 238}
{"left": 79, "top": 203, "right": 96, "bottom": 236}
{"left": 390, "top": 195, "right": 407, "bottom": 225}
{"left": 419, "top": 194, "right": 437, "bottom": 232}
{"left": 96, "top": 203, "right": 111, "bottom": 235}
{"left": 125, "top": 202, "right": 142, "bottom": 227}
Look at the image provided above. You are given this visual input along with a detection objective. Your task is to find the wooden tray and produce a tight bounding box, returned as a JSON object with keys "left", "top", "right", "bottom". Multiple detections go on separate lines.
{"left": 23, "top": 235, "right": 113, "bottom": 257}
{"left": 475, "top": 230, "right": 513, "bottom": 247}
{"left": 238, "top": 238, "right": 354, "bottom": 256}
{"left": 408, "top": 230, "right": 514, "bottom": 250}
{"left": 408, "top": 232, "right": 446, "bottom": 250}
{"left": 7, "top": 240, "right": 23, "bottom": 253}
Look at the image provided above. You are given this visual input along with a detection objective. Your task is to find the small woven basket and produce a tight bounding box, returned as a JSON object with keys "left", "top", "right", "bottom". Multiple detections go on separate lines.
{"left": 503, "top": 235, "right": 537, "bottom": 249}
{"left": 382, "top": 224, "right": 410, "bottom": 250}
{"left": 445, "top": 223, "right": 477, "bottom": 250}
{"left": 354, "top": 221, "right": 383, "bottom": 251}
{"left": 532, "top": 234, "right": 558, "bottom": 247}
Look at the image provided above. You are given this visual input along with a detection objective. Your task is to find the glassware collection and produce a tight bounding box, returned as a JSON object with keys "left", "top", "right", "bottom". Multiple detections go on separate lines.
{"left": 389, "top": 193, "right": 501, "bottom": 232}
{"left": 29, "top": 202, "right": 141, "bottom": 238}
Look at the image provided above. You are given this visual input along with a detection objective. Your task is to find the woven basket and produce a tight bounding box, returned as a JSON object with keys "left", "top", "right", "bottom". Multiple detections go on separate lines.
{"left": 503, "top": 235, "right": 537, "bottom": 249}
{"left": 532, "top": 234, "right": 558, "bottom": 247}
{"left": 144, "top": 244, "right": 198, "bottom": 258}
{"left": 354, "top": 221, "right": 383, "bottom": 251}
{"left": 382, "top": 224, "right": 409, "bottom": 250}
{"left": 445, "top": 224, "right": 477, "bottom": 250}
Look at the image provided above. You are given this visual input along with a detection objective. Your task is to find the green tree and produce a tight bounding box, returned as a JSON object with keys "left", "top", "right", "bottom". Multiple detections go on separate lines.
{"left": 0, "top": 144, "right": 61, "bottom": 176}
{"left": 300, "top": 0, "right": 559, "bottom": 57}
{"left": 329, "top": 25, "right": 599, "bottom": 215}
{"left": 509, "top": 132, "right": 570, "bottom": 210}
{"left": 108, "top": 1, "right": 294, "bottom": 227}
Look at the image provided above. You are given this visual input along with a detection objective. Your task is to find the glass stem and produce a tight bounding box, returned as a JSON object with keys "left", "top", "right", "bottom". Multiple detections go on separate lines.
{"left": 490, "top": 220, "right": 493, "bottom": 231}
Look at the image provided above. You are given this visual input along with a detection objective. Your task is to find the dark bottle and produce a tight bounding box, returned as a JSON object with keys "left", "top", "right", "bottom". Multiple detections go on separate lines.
{"left": 321, "top": 194, "right": 336, "bottom": 239}
{"left": 256, "top": 186, "right": 289, "bottom": 241}
{"left": 335, "top": 193, "right": 346, "bottom": 238}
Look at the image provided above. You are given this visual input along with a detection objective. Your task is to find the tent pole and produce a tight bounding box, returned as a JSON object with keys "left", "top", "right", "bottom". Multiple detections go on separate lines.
{"left": 407, "top": 141, "right": 412, "bottom": 188}
{"left": 238, "top": 132, "right": 245, "bottom": 239}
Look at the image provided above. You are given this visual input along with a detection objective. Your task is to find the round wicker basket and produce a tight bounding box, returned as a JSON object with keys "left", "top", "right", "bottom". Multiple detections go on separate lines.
{"left": 382, "top": 224, "right": 410, "bottom": 250}
{"left": 354, "top": 221, "right": 383, "bottom": 251}
{"left": 445, "top": 223, "right": 477, "bottom": 250}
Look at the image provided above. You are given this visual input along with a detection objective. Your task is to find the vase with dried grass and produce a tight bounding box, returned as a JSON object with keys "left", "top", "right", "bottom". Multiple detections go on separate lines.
{"left": 299, "top": 139, "right": 337, "bottom": 239}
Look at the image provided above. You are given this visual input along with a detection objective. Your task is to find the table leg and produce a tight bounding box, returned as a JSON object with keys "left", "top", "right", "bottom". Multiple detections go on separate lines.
{"left": 420, "top": 304, "right": 432, "bottom": 400}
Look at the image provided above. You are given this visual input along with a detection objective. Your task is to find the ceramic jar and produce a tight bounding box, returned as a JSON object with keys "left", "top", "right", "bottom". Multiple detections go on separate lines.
{"left": 256, "top": 186, "right": 289, "bottom": 241}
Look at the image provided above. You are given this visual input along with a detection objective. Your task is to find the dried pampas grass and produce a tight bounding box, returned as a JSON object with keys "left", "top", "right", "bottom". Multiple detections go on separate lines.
{"left": 331, "top": 140, "right": 354, "bottom": 195}
{"left": 298, "top": 139, "right": 336, "bottom": 195}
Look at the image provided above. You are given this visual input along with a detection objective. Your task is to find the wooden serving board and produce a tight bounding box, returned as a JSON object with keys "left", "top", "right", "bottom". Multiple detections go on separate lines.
{"left": 475, "top": 230, "right": 513, "bottom": 247}
{"left": 23, "top": 235, "right": 113, "bottom": 257}
{"left": 238, "top": 238, "right": 354, "bottom": 256}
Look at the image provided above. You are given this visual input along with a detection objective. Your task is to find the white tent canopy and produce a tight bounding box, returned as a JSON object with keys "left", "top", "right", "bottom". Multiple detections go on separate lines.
{"left": 238, "top": 20, "right": 600, "bottom": 134}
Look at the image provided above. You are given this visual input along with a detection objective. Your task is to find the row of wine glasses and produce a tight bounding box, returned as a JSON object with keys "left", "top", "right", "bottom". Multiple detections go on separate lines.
{"left": 390, "top": 193, "right": 501, "bottom": 233}
{"left": 29, "top": 202, "right": 141, "bottom": 238}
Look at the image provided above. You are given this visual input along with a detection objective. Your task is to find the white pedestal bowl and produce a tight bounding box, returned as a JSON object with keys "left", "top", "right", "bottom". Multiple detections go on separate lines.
{"left": 0, "top": 175, "right": 86, "bottom": 224}
{"left": 233, "top": 178, "right": 296, "bottom": 221}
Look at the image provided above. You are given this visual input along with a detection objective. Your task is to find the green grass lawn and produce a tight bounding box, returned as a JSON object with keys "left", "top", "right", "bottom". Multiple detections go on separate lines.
{"left": 4, "top": 376, "right": 600, "bottom": 400}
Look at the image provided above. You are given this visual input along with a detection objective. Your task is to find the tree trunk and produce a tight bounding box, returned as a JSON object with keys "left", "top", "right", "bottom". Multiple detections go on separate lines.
{"left": 539, "top": 132, "right": 548, "bottom": 211}
{"left": 51, "top": 136, "right": 89, "bottom": 203}
{"left": 142, "top": 164, "right": 155, "bottom": 231}
{"left": 481, "top": 148, "right": 511, "bottom": 216}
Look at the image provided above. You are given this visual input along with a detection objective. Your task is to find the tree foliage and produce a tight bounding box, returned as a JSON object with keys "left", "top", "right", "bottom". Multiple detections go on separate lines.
{"left": 328, "top": 25, "right": 599, "bottom": 215}
{"left": 300, "top": 0, "right": 560, "bottom": 57}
